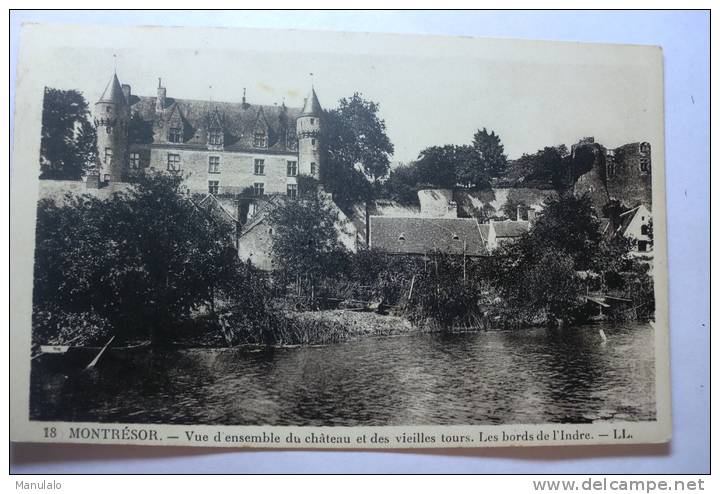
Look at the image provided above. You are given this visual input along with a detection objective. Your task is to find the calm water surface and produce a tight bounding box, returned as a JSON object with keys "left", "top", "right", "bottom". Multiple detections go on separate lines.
{"left": 31, "top": 322, "right": 656, "bottom": 425}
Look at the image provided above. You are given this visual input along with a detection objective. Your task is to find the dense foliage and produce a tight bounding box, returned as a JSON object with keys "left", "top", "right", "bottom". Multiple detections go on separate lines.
{"left": 382, "top": 128, "right": 508, "bottom": 204}
{"left": 32, "top": 173, "right": 266, "bottom": 343}
{"left": 322, "top": 93, "right": 395, "bottom": 209}
{"left": 268, "top": 192, "right": 348, "bottom": 284}
{"left": 40, "top": 88, "right": 97, "bottom": 180}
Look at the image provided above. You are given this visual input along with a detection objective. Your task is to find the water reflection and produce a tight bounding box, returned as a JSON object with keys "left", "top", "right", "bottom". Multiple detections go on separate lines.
{"left": 31, "top": 322, "right": 656, "bottom": 425}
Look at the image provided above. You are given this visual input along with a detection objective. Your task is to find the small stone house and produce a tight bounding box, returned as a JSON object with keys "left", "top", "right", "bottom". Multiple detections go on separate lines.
{"left": 486, "top": 219, "right": 530, "bottom": 251}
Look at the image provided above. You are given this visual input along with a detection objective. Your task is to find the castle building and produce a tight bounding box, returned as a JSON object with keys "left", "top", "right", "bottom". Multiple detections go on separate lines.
{"left": 90, "top": 71, "right": 323, "bottom": 197}
{"left": 572, "top": 137, "right": 652, "bottom": 212}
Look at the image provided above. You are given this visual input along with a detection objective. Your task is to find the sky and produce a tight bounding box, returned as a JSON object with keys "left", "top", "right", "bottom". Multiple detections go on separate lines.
{"left": 19, "top": 23, "right": 663, "bottom": 165}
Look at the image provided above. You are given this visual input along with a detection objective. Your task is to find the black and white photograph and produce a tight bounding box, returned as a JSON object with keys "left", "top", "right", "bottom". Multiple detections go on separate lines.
{"left": 11, "top": 22, "right": 670, "bottom": 448}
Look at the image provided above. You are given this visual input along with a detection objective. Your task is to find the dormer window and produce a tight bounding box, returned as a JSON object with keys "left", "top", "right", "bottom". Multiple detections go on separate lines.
{"left": 208, "top": 130, "right": 223, "bottom": 146}
{"left": 452, "top": 234, "right": 460, "bottom": 241}
{"left": 168, "top": 127, "right": 183, "bottom": 143}
{"left": 398, "top": 233, "right": 406, "bottom": 241}
{"left": 253, "top": 130, "right": 267, "bottom": 148}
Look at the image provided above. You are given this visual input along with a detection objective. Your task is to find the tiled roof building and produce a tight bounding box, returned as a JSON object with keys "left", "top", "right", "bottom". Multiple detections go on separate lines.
{"left": 369, "top": 216, "right": 488, "bottom": 256}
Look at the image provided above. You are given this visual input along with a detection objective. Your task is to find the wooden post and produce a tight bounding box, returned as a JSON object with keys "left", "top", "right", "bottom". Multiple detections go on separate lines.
{"left": 463, "top": 240, "right": 467, "bottom": 282}
{"left": 405, "top": 275, "right": 416, "bottom": 316}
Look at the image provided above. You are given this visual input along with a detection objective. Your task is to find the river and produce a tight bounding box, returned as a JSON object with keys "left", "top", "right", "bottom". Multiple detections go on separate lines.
{"left": 30, "top": 322, "right": 656, "bottom": 425}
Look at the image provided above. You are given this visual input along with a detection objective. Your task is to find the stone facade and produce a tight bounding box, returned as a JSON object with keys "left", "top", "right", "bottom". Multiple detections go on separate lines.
{"left": 92, "top": 73, "right": 323, "bottom": 197}
{"left": 573, "top": 137, "right": 652, "bottom": 212}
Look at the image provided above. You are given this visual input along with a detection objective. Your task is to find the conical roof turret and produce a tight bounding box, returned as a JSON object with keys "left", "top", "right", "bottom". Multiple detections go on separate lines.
{"left": 301, "top": 87, "right": 322, "bottom": 116}
{"left": 97, "top": 73, "right": 126, "bottom": 105}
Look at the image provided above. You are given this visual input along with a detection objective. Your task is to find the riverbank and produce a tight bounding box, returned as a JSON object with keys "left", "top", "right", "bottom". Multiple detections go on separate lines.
{"left": 279, "top": 309, "right": 424, "bottom": 345}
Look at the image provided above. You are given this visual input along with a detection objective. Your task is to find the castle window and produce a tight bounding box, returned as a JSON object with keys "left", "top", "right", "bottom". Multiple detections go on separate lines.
{"left": 310, "top": 118, "right": 315, "bottom": 125}
{"left": 286, "top": 160, "right": 298, "bottom": 177}
{"left": 208, "top": 130, "right": 223, "bottom": 146}
{"left": 310, "top": 162, "right": 317, "bottom": 175}
{"left": 641, "top": 224, "right": 649, "bottom": 235}
{"left": 129, "top": 152, "right": 140, "bottom": 169}
{"left": 253, "top": 183, "right": 265, "bottom": 196}
{"left": 169, "top": 127, "right": 183, "bottom": 143}
{"left": 253, "top": 130, "right": 267, "bottom": 148}
{"left": 208, "top": 180, "right": 219, "bottom": 195}
{"left": 254, "top": 159, "right": 265, "bottom": 175}
{"left": 287, "top": 184, "right": 298, "bottom": 198}
{"left": 208, "top": 156, "right": 220, "bottom": 173}
{"left": 106, "top": 106, "right": 112, "bottom": 113}
{"left": 167, "top": 153, "right": 181, "bottom": 172}
{"left": 104, "top": 148, "right": 113, "bottom": 163}
{"left": 311, "top": 138, "right": 316, "bottom": 146}
{"left": 639, "top": 157, "right": 650, "bottom": 173}
{"left": 607, "top": 162, "right": 615, "bottom": 178}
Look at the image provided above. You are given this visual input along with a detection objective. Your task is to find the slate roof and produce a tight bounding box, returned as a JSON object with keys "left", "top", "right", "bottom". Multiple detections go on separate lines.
{"left": 491, "top": 220, "right": 530, "bottom": 238}
{"left": 369, "top": 216, "right": 487, "bottom": 256}
{"left": 301, "top": 88, "right": 322, "bottom": 116}
{"left": 127, "top": 95, "right": 302, "bottom": 152}
{"left": 239, "top": 194, "right": 286, "bottom": 237}
{"left": 478, "top": 223, "right": 490, "bottom": 243}
{"left": 195, "top": 193, "right": 239, "bottom": 223}
{"left": 98, "top": 74, "right": 127, "bottom": 105}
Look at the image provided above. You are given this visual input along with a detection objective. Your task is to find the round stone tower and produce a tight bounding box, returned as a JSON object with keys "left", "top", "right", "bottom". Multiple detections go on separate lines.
{"left": 94, "top": 73, "right": 129, "bottom": 183}
{"left": 296, "top": 87, "right": 323, "bottom": 181}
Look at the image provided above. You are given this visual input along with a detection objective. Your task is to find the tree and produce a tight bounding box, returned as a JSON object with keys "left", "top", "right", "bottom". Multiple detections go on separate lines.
{"left": 506, "top": 145, "right": 569, "bottom": 189}
{"left": 33, "top": 173, "right": 244, "bottom": 342}
{"left": 383, "top": 163, "right": 422, "bottom": 205}
{"left": 527, "top": 193, "right": 602, "bottom": 270}
{"left": 472, "top": 128, "right": 508, "bottom": 178}
{"left": 325, "top": 93, "right": 394, "bottom": 182}
{"left": 322, "top": 93, "right": 394, "bottom": 209}
{"left": 413, "top": 145, "right": 469, "bottom": 189}
{"left": 268, "top": 192, "right": 347, "bottom": 284}
{"left": 524, "top": 248, "right": 583, "bottom": 322}
{"left": 40, "top": 88, "right": 97, "bottom": 180}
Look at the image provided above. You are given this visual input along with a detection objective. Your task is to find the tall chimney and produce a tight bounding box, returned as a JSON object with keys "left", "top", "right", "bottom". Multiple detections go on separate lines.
{"left": 516, "top": 204, "right": 524, "bottom": 221}
{"left": 156, "top": 77, "right": 166, "bottom": 114}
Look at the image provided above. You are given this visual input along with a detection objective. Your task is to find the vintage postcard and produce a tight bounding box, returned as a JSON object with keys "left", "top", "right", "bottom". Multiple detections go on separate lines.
{"left": 10, "top": 23, "right": 670, "bottom": 448}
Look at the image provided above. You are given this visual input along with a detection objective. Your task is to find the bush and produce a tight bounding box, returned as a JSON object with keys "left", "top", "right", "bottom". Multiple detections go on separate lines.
{"left": 32, "top": 305, "right": 112, "bottom": 347}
